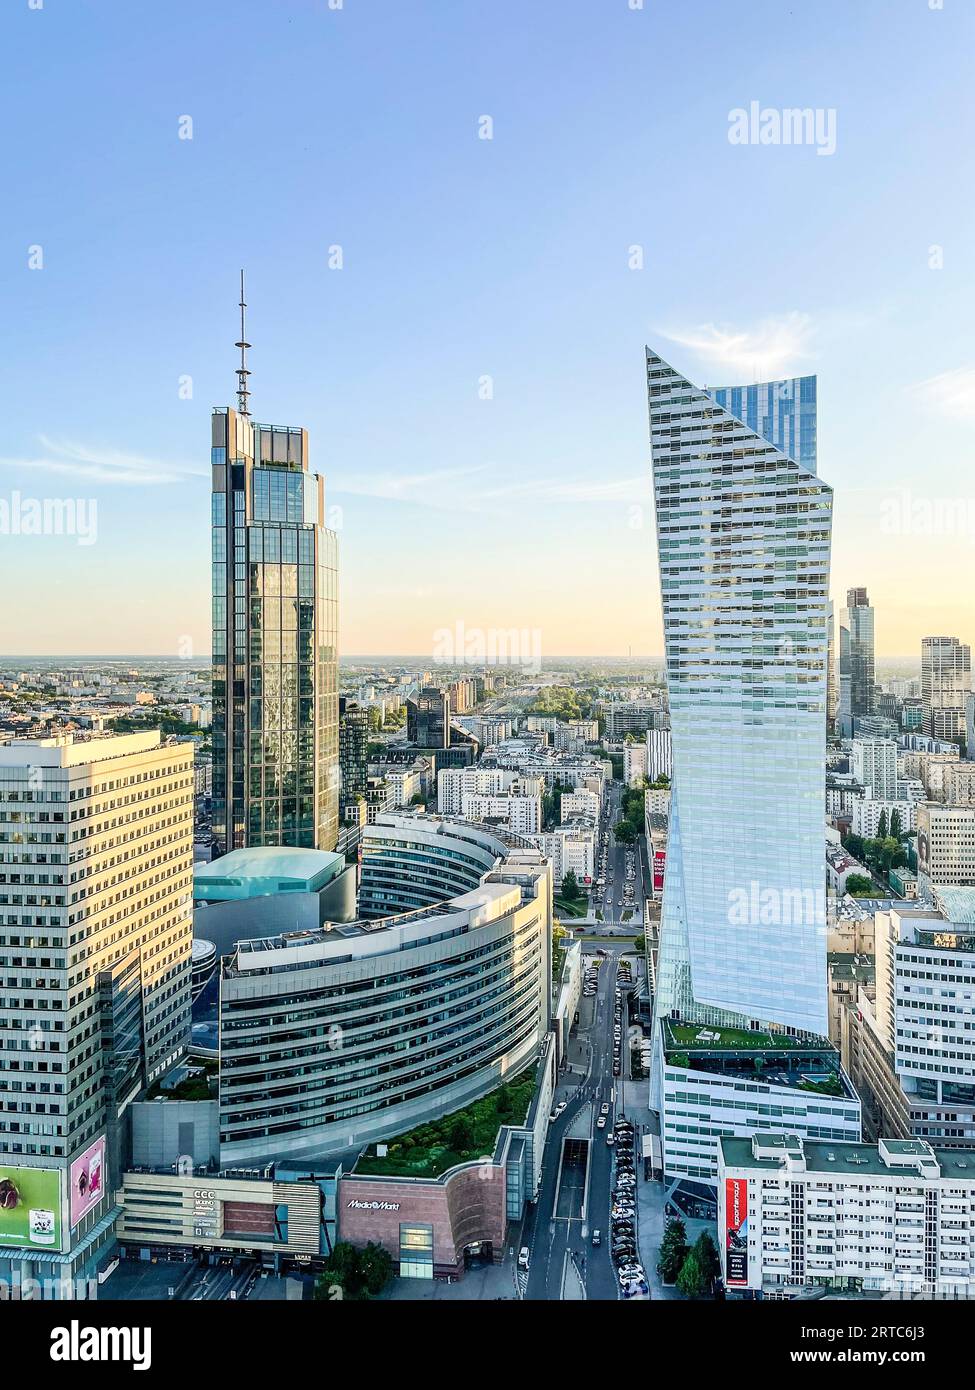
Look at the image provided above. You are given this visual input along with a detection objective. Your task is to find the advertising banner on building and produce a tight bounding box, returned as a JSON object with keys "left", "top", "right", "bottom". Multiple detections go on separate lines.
{"left": 725, "top": 1177, "right": 748, "bottom": 1287}
{"left": 0, "top": 1165, "right": 62, "bottom": 1250}
{"left": 69, "top": 1137, "right": 106, "bottom": 1228}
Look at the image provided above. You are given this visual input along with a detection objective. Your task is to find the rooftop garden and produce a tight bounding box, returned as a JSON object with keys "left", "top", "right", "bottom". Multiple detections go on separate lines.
{"left": 354, "top": 1070, "right": 536, "bottom": 1179}
{"left": 662, "top": 1022, "right": 849, "bottom": 1097}
{"left": 664, "top": 1022, "right": 816, "bottom": 1052}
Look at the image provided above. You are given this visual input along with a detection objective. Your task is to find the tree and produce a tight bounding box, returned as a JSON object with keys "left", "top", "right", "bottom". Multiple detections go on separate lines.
{"left": 495, "top": 1081, "right": 514, "bottom": 1121}
{"left": 876, "top": 809, "right": 888, "bottom": 840}
{"left": 561, "top": 870, "right": 580, "bottom": 901}
{"left": 315, "top": 1240, "right": 394, "bottom": 1300}
{"left": 657, "top": 1214, "right": 688, "bottom": 1283}
{"left": 889, "top": 808, "right": 902, "bottom": 841}
{"left": 614, "top": 818, "right": 637, "bottom": 845}
{"left": 676, "top": 1247, "right": 708, "bottom": 1298}
{"left": 693, "top": 1231, "right": 720, "bottom": 1289}
{"left": 448, "top": 1113, "right": 475, "bottom": 1152}
{"left": 357, "top": 1241, "right": 395, "bottom": 1296}
{"left": 845, "top": 873, "right": 874, "bottom": 896}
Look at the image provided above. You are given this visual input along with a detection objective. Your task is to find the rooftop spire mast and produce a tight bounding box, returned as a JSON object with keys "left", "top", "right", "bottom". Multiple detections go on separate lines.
{"left": 235, "top": 269, "right": 251, "bottom": 417}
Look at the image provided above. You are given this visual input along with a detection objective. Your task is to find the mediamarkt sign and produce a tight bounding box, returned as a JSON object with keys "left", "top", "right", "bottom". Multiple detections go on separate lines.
{"left": 347, "top": 1198, "right": 401, "bottom": 1211}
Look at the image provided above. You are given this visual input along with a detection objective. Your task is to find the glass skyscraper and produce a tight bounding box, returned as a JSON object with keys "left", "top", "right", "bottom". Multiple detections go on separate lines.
{"left": 842, "top": 585, "right": 875, "bottom": 719}
{"left": 211, "top": 407, "right": 339, "bottom": 855}
{"left": 647, "top": 348, "right": 832, "bottom": 1041}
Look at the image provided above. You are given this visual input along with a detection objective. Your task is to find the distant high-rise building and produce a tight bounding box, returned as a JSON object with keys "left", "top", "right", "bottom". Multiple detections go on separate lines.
{"left": 406, "top": 686, "right": 449, "bottom": 748}
{"left": 338, "top": 698, "right": 369, "bottom": 820}
{"left": 838, "top": 616, "right": 853, "bottom": 736}
{"left": 921, "top": 636, "right": 972, "bottom": 745}
{"left": 0, "top": 732, "right": 194, "bottom": 1287}
{"left": 211, "top": 387, "right": 339, "bottom": 856}
{"left": 827, "top": 599, "right": 839, "bottom": 735}
{"left": 842, "top": 586, "right": 875, "bottom": 721}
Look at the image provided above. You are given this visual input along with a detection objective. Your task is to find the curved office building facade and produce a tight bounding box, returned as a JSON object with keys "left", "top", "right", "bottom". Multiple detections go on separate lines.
{"left": 218, "top": 820, "right": 553, "bottom": 1164}
{"left": 357, "top": 813, "right": 518, "bottom": 918}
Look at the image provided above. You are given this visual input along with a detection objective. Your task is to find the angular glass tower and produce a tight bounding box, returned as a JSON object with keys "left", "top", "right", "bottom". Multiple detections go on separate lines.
{"left": 647, "top": 348, "right": 832, "bottom": 1040}
{"left": 211, "top": 407, "right": 339, "bottom": 856}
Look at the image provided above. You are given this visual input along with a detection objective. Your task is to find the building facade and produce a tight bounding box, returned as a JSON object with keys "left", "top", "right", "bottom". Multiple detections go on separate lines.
{"left": 922, "top": 636, "right": 972, "bottom": 744}
{"left": 0, "top": 732, "right": 194, "bottom": 1285}
{"left": 218, "top": 845, "right": 552, "bottom": 1164}
{"left": 211, "top": 406, "right": 339, "bottom": 856}
{"left": 719, "top": 1133, "right": 975, "bottom": 1297}
{"left": 842, "top": 586, "right": 876, "bottom": 721}
{"left": 647, "top": 349, "right": 832, "bottom": 1039}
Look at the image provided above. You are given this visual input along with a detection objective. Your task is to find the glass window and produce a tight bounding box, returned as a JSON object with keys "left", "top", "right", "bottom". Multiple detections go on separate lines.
{"left": 399, "top": 1223, "right": 434, "bottom": 1279}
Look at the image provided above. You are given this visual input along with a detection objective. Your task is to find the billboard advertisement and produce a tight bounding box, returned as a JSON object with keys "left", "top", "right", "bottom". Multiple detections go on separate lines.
{"left": 70, "top": 1137, "right": 106, "bottom": 1228}
{"left": 724, "top": 1177, "right": 748, "bottom": 1287}
{"left": 0, "top": 1165, "right": 62, "bottom": 1250}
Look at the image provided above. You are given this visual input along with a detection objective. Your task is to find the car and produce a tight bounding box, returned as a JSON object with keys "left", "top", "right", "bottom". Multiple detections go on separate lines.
{"left": 549, "top": 1110, "right": 558, "bottom": 1121}
{"left": 600, "top": 1103, "right": 610, "bottom": 1115}
{"left": 591, "top": 1229, "right": 601, "bottom": 1247}
{"left": 612, "top": 1222, "right": 635, "bottom": 1236}
{"left": 606, "top": 1133, "right": 615, "bottom": 1146}
{"left": 555, "top": 1101, "right": 567, "bottom": 1116}
{"left": 518, "top": 1247, "right": 530, "bottom": 1271}
{"left": 612, "top": 1066, "right": 621, "bottom": 1077}
{"left": 596, "top": 1116, "right": 606, "bottom": 1129}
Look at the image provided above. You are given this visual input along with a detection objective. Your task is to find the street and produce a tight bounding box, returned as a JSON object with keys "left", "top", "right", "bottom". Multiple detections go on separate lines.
{"left": 522, "top": 936, "right": 641, "bottom": 1301}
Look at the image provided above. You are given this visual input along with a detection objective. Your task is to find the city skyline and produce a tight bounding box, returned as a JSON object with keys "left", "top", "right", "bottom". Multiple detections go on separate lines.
{"left": 3, "top": 1, "right": 975, "bottom": 659}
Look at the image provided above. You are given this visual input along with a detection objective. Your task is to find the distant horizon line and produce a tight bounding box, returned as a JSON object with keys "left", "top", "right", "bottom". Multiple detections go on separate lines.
{"left": 0, "top": 651, "right": 924, "bottom": 666}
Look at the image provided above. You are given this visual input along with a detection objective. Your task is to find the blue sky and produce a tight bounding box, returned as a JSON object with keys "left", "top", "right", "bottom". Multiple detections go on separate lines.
{"left": 2, "top": 0, "right": 973, "bottom": 659}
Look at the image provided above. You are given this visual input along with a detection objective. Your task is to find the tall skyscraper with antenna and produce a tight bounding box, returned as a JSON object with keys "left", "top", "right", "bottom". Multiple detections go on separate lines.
{"left": 211, "top": 274, "right": 339, "bottom": 855}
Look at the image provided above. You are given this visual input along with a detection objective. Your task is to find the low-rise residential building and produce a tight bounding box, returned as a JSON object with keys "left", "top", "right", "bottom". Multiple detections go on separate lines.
{"left": 852, "top": 796, "right": 916, "bottom": 838}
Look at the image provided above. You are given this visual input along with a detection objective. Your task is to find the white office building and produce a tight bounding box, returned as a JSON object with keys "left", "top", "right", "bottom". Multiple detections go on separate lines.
{"left": 0, "top": 732, "right": 194, "bottom": 1286}
{"left": 850, "top": 738, "right": 897, "bottom": 801}
{"left": 719, "top": 1133, "right": 975, "bottom": 1297}
{"left": 646, "top": 727, "right": 672, "bottom": 782}
{"left": 875, "top": 901, "right": 975, "bottom": 1143}
{"left": 623, "top": 740, "right": 648, "bottom": 787}
{"left": 560, "top": 788, "right": 600, "bottom": 821}
{"left": 462, "top": 790, "right": 542, "bottom": 836}
{"left": 531, "top": 821, "right": 596, "bottom": 886}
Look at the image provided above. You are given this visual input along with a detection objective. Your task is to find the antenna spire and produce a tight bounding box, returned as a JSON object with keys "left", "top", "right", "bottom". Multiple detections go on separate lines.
{"left": 235, "top": 269, "right": 251, "bottom": 417}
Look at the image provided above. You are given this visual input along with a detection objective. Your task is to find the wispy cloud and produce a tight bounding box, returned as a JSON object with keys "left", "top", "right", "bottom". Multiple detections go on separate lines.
{"left": 658, "top": 311, "right": 816, "bottom": 380}
{"left": 911, "top": 366, "right": 975, "bottom": 421}
{"left": 0, "top": 437, "right": 206, "bottom": 486}
{"left": 481, "top": 475, "right": 651, "bottom": 505}
{"left": 333, "top": 463, "right": 650, "bottom": 512}
{"left": 331, "top": 463, "right": 490, "bottom": 503}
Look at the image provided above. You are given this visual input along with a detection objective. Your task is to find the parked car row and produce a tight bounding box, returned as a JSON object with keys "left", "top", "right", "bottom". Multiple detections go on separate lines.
{"left": 611, "top": 1118, "right": 647, "bottom": 1298}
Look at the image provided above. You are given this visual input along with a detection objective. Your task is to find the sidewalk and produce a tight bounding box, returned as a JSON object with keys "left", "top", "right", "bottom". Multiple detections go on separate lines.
{"left": 380, "top": 1258, "right": 518, "bottom": 1301}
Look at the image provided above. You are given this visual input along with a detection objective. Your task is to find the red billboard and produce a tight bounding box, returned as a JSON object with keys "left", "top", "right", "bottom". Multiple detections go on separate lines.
{"left": 724, "top": 1178, "right": 748, "bottom": 1286}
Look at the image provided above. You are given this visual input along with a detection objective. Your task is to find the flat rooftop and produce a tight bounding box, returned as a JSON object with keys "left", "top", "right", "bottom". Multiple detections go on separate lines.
{"left": 194, "top": 845, "right": 345, "bottom": 899}
{"left": 722, "top": 1134, "right": 975, "bottom": 1180}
